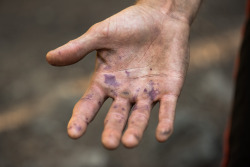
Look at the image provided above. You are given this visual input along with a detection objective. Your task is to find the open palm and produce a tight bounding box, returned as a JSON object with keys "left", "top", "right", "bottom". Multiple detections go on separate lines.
{"left": 47, "top": 4, "right": 190, "bottom": 149}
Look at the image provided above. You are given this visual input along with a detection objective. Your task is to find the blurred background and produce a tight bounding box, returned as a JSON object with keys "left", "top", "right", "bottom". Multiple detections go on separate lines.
{"left": 0, "top": 0, "right": 246, "bottom": 166}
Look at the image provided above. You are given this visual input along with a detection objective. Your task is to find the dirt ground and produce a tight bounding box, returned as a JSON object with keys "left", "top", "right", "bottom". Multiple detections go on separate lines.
{"left": 0, "top": 0, "right": 246, "bottom": 166}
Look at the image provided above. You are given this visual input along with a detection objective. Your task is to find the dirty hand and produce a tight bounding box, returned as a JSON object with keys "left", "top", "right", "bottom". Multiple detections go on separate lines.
{"left": 46, "top": 2, "right": 193, "bottom": 149}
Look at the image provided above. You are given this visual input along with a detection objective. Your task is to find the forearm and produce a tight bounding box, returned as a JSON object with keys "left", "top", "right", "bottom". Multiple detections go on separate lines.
{"left": 136, "top": 0, "right": 203, "bottom": 25}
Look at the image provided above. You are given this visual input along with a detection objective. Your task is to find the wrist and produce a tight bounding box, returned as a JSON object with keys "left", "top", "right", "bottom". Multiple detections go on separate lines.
{"left": 136, "top": 0, "right": 202, "bottom": 25}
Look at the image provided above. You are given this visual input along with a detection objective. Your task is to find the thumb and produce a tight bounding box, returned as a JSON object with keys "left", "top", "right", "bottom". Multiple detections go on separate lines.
{"left": 46, "top": 23, "right": 107, "bottom": 66}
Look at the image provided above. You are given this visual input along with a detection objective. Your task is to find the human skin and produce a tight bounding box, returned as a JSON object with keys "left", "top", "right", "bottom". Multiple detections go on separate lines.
{"left": 46, "top": 0, "right": 202, "bottom": 149}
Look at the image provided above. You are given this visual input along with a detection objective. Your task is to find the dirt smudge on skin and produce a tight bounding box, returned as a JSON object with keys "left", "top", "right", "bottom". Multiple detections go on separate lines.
{"left": 122, "top": 91, "right": 129, "bottom": 95}
{"left": 161, "top": 129, "right": 172, "bottom": 136}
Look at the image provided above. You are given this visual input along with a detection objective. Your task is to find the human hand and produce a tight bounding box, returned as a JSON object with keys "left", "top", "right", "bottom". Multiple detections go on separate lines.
{"left": 46, "top": 3, "right": 191, "bottom": 149}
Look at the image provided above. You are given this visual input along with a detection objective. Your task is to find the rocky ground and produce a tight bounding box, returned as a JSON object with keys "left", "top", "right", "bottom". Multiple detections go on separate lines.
{"left": 0, "top": 0, "right": 246, "bottom": 166}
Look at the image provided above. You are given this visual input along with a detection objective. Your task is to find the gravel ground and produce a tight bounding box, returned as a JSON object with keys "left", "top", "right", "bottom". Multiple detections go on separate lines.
{"left": 0, "top": 0, "right": 246, "bottom": 166}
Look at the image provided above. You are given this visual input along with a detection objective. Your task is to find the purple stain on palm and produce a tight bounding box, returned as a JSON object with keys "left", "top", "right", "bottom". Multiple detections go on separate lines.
{"left": 149, "top": 89, "right": 160, "bottom": 101}
{"left": 125, "top": 70, "right": 130, "bottom": 77}
{"left": 149, "top": 80, "right": 155, "bottom": 86}
{"left": 149, "top": 89, "right": 157, "bottom": 101}
{"left": 148, "top": 81, "right": 159, "bottom": 101}
{"left": 144, "top": 88, "right": 147, "bottom": 93}
{"left": 104, "top": 74, "right": 119, "bottom": 87}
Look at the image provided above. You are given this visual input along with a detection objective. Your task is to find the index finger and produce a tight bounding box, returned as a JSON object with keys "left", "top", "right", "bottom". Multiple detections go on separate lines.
{"left": 67, "top": 85, "right": 106, "bottom": 139}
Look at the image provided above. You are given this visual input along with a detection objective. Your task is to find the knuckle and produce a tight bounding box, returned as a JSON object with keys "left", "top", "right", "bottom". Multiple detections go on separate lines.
{"left": 131, "top": 112, "right": 149, "bottom": 122}
{"left": 160, "top": 118, "right": 173, "bottom": 125}
{"left": 162, "top": 94, "right": 179, "bottom": 101}
{"left": 109, "top": 112, "right": 126, "bottom": 122}
{"left": 67, "top": 40, "right": 77, "bottom": 47}
{"left": 89, "top": 21, "right": 110, "bottom": 39}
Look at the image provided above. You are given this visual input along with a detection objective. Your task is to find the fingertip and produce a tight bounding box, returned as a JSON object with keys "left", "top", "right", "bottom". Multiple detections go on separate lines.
{"left": 46, "top": 50, "right": 56, "bottom": 65}
{"left": 46, "top": 49, "right": 67, "bottom": 66}
{"left": 122, "top": 133, "right": 140, "bottom": 148}
{"left": 67, "top": 121, "right": 86, "bottom": 139}
{"left": 67, "top": 129, "right": 81, "bottom": 139}
{"left": 101, "top": 133, "right": 120, "bottom": 150}
{"left": 156, "top": 127, "right": 173, "bottom": 143}
{"left": 102, "top": 138, "right": 119, "bottom": 150}
{"left": 45, "top": 42, "right": 79, "bottom": 66}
